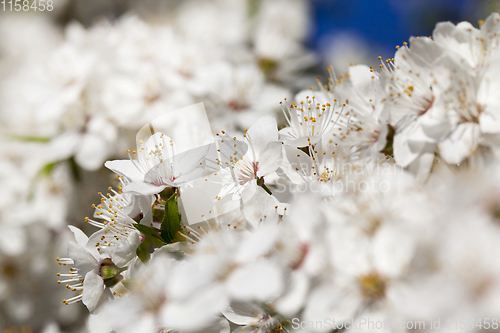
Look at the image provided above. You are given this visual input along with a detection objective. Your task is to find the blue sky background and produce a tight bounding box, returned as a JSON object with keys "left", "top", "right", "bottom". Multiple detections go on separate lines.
{"left": 310, "top": 0, "right": 490, "bottom": 66}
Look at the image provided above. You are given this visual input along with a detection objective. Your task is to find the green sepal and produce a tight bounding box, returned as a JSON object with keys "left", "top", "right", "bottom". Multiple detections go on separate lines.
{"left": 103, "top": 274, "right": 123, "bottom": 288}
{"left": 160, "top": 193, "right": 185, "bottom": 244}
{"left": 101, "top": 265, "right": 119, "bottom": 280}
{"left": 99, "top": 258, "right": 125, "bottom": 288}
{"left": 380, "top": 124, "right": 395, "bottom": 157}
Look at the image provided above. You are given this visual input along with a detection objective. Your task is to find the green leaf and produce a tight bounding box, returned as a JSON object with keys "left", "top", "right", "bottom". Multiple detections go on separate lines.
{"left": 133, "top": 223, "right": 166, "bottom": 262}
{"left": 160, "top": 193, "right": 185, "bottom": 244}
{"left": 135, "top": 242, "right": 150, "bottom": 263}
{"left": 39, "top": 161, "right": 59, "bottom": 177}
{"left": 133, "top": 223, "right": 165, "bottom": 246}
{"left": 9, "top": 135, "right": 51, "bottom": 143}
{"left": 27, "top": 160, "right": 61, "bottom": 201}
{"left": 132, "top": 193, "right": 185, "bottom": 262}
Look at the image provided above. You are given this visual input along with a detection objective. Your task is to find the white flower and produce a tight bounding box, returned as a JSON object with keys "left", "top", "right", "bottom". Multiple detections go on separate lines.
{"left": 93, "top": 253, "right": 231, "bottom": 333}
{"left": 388, "top": 14, "right": 500, "bottom": 167}
{"left": 214, "top": 115, "right": 282, "bottom": 198}
{"left": 57, "top": 226, "right": 127, "bottom": 313}
{"left": 105, "top": 133, "right": 207, "bottom": 195}
{"left": 239, "top": 185, "right": 284, "bottom": 229}
{"left": 167, "top": 225, "right": 286, "bottom": 313}
{"left": 288, "top": 173, "right": 434, "bottom": 328}
{"left": 81, "top": 179, "right": 144, "bottom": 265}
{"left": 175, "top": 0, "right": 249, "bottom": 46}
{"left": 280, "top": 136, "right": 353, "bottom": 195}
{"left": 251, "top": 0, "right": 315, "bottom": 83}
{"left": 394, "top": 210, "right": 500, "bottom": 322}
{"left": 432, "top": 13, "right": 500, "bottom": 69}
{"left": 431, "top": 54, "right": 499, "bottom": 164}
{"left": 201, "top": 62, "right": 290, "bottom": 129}
{"left": 321, "top": 65, "right": 390, "bottom": 161}
{"left": 384, "top": 37, "right": 448, "bottom": 169}
{"left": 279, "top": 90, "right": 338, "bottom": 147}
{"left": 223, "top": 301, "right": 288, "bottom": 333}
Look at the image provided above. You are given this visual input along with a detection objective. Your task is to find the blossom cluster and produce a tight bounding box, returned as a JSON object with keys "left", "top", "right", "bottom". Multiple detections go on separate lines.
{"left": 0, "top": 0, "right": 311, "bottom": 331}
{"left": 58, "top": 12, "right": 500, "bottom": 333}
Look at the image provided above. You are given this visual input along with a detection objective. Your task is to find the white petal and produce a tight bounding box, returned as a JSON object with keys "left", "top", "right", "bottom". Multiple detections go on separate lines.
{"left": 280, "top": 145, "right": 312, "bottom": 184}
{"left": 236, "top": 223, "right": 280, "bottom": 262}
{"left": 278, "top": 126, "right": 297, "bottom": 142}
{"left": 68, "top": 225, "right": 89, "bottom": 248}
{"left": 172, "top": 143, "right": 211, "bottom": 181}
{"left": 240, "top": 187, "right": 280, "bottom": 229}
{"left": 407, "top": 152, "right": 435, "bottom": 182}
{"left": 162, "top": 288, "right": 226, "bottom": 332}
{"left": 373, "top": 224, "right": 415, "bottom": 278}
{"left": 420, "top": 112, "right": 453, "bottom": 141}
{"left": 394, "top": 124, "right": 436, "bottom": 167}
{"left": 247, "top": 115, "right": 278, "bottom": 153}
{"left": 275, "top": 271, "right": 310, "bottom": 317}
{"left": 104, "top": 159, "right": 144, "bottom": 181}
{"left": 123, "top": 181, "right": 167, "bottom": 196}
{"left": 45, "top": 131, "right": 80, "bottom": 163}
{"left": 407, "top": 36, "right": 445, "bottom": 66}
{"left": 86, "top": 313, "right": 113, "bottom": 333}
{"left": 138, "top": 195, "right": 153, "bottom": 226}
{"left": 438, "top": 123, "right": 480, "bottom": 164}
{"left": 348, "top": 65, "right": 375, "bottom": 98}
{"left": 0, "top": 224, "right": 26, "bottom": 256}
{"left": 256, "top": 142, "right": 282, "bottom": 177}
{"left": 111, "top": 232, "right": 141, "bottom": 266}
{"left": 480, "top": 111, "right": 500, "bottom": 134}
{"left": 373, "top": 121, "right": 388, "bottom": 152}
{"left": 222, "top": 301, "right": 262, "bottom": 325}
{"left": 75, "top": 133, "right": 108, "bottom": 171}
{"left": 82, "top": 270, "right": 105, "bottom": 313}
{"left": 226, "top": 260, "right": 283, "bottom": 301}
{"left": 303, "top": 281, "right": 361, "bottom": 327}
{"left": 393, "top": 132, "right": 421, "bottom": 167}
{"left": 67, "top": 241, "right": 98, "bottom": 276}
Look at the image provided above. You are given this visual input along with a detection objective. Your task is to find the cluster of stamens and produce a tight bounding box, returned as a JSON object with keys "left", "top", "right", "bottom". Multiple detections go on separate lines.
{"left": 280, "top": 94, "right": 337, "bottom": 141}
{"left": 56, "top": 258, "right": 84, "bottom": 305}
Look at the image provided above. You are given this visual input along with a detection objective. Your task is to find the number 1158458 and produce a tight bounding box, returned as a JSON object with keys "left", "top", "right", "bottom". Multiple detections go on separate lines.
{"left": 1, "top": 0, "right": 53, "bottom": 11}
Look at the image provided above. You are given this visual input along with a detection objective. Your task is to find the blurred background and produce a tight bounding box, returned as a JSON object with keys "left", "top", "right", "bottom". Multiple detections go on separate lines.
{"left": 13, "top": 0, "right": 490, "bottom": 69}
{"left": 0, "top": 0, "right": 495, "bottom": 332}
{"left": 311, "top": 0, "right": 490, "bottom": 70}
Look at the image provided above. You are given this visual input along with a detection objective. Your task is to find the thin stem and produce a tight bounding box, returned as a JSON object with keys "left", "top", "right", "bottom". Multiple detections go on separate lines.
{"left": 261, "top": 184, "right": 272, "bottom": 195}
